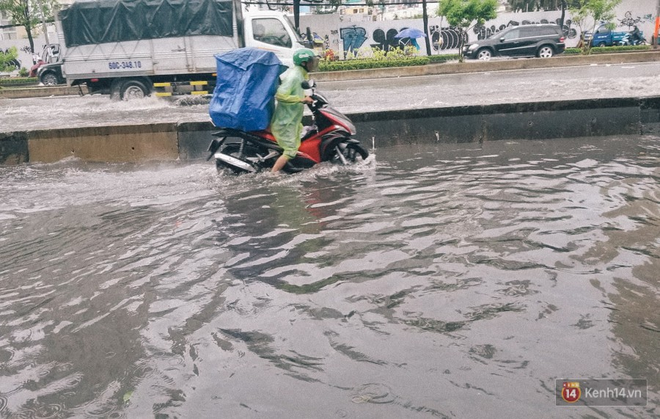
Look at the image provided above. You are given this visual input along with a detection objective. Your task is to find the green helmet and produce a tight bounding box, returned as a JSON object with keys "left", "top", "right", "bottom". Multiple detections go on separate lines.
{"left": 293, "top": 48, "right": 316, "bottom": 66}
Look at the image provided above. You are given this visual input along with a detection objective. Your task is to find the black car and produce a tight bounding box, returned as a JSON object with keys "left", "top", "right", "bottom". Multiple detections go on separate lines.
{"left": 463, "top": 24, "right": 565, "bottom": 60}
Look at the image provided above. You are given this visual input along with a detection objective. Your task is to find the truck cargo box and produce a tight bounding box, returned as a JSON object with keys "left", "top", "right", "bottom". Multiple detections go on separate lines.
{"left": 60, "top": 0, "right": 233, "bottom": 46}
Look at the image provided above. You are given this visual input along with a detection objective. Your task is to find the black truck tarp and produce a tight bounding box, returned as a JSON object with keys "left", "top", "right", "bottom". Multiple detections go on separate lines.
{"left": 60, "top": 0, "right": 234, "bottom": 47}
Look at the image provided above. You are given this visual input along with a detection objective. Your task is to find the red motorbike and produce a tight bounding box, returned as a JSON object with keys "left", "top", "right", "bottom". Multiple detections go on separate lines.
{"left": 207, "top": 80, "right": 369, "bottom": 174}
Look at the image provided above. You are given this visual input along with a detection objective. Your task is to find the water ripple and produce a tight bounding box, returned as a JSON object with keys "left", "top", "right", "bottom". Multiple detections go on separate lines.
{"left": 0, "top": 136, "right": 658, "bottom": 417}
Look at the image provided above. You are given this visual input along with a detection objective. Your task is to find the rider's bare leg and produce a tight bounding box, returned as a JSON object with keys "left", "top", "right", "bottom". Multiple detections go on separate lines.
{"left": 271, "top": 154, "right": 289, "bottom": 173}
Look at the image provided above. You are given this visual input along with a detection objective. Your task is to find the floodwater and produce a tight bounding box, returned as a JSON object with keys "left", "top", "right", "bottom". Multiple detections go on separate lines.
{"left": 0, "top": 136, "right": 658, "bottom": 418}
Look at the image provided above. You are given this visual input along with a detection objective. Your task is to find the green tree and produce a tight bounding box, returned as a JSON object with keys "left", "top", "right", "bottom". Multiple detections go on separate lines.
{"left": 570, "top": 0, "right": 621, "bottom": 52}
{"left": 312, "top": 0, "right": 342, "bottom": 14}
{"left": 438, "top": 0, "right": 498, "bottom": 61}
{"left": 507, "top": 0, "right": 564, "bottom": 12}
{"left": 0, "top": 0, "right": 59, "bottom": 54}
{"left": 0, "top": 46, "right": 19, "bottom": 72}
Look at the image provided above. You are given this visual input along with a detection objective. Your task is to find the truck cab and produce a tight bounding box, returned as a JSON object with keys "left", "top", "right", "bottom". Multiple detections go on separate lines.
{"left": 584, "top": 23, "right": 628, "bottom": 47}
{"left": 245, "top": 12, "right": 305, "bottom": 67}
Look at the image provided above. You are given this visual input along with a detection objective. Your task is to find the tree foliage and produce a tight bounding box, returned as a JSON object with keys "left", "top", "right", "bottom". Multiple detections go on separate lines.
{"left": 438, "top": 0, "right": 497, "bottom": 29}
{"left": 569, "top": 0, "right": 621, "bottom": 51}
{"left": 506, "top": 0, "right": 570, "bottom": 12}
{"left": 0, "top": 46, "right": 19, "bottom": 72}
{"left": 437, "top": 0, "right": 497, "bottom": 61}
{"left": 0, "top": 0, "right": 59, "bottom": 53}
{"left": 312, "top": 0, "right": 343, "bottom": 14}
{"left": 570, "top": 0, "right": 621, "bottom": 27}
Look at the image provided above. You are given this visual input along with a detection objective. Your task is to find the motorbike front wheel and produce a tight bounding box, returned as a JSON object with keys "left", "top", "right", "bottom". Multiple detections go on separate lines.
{"left": 332, "top": 141, "right": 369, "bottom": 165}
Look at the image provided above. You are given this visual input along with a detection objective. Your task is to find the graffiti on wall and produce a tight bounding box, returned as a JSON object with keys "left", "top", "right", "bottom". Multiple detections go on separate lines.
{"left": 339, "top": 26, "right": 368, "bottom": 55}
{"left": 338, "top": 25, "right": 428, "bottom": 55}
{"left": 336, "top": 25, "right": 427, "bottom": 55}
{"left": 300, "top": 3, "right": 657, "bottom": 57}
{"left": 371, "top": 28, "right": 398, "bottom": 51}
{"left": 332, "top": 17, "right": 579, "bottom": 55}
{"left": 619, "top": 11, "right": 646, "bottom": 28}
{"left": 429, "top": 26, "right": 465, "bottom": 50}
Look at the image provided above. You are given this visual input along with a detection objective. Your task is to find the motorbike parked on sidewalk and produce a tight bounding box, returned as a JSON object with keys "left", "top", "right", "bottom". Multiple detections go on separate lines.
{"left": 207, "top": 80, "right": 369, "bottom": 174}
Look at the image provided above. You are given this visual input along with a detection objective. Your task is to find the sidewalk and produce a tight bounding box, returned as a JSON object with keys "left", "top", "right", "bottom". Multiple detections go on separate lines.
{"left": 2, "top": 51, "right": 660, "bottom": 99}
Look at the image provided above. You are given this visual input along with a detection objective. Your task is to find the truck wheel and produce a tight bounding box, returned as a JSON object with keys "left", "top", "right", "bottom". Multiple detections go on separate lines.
{"left": 596, "top": 42, "right": 606, "bottom": 47}
{"left": 537, "top": 46, "right": 554, "bottom": 58}
{"left": 41, "top": 72, "right": 58, "bottom": 86}
{"left": 121, "top": 80, "right": 150, "bottom": 100}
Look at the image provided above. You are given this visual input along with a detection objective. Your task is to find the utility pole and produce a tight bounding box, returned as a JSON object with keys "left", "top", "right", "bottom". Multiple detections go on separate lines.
{"left": 422, "top": 0, "right": 431, "bottom": 55}
{"left": 655, "top": 0, "right": 660, "bottom": 48}
{"left": 294, "top": 0, "right": 300, "bottom": 32}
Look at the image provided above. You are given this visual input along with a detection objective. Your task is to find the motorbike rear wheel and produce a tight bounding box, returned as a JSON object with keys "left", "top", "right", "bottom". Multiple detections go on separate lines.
{"left": 215, "top": 141, "right": 268, "bottom": 174}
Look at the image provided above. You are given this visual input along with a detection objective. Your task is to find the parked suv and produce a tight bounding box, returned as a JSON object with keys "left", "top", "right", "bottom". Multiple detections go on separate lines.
{"left": 463, "top": 24, "right": 565, "bottom": 60}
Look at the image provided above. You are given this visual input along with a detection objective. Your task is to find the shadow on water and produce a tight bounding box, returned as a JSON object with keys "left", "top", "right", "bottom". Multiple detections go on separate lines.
{"left": 0, "top": 136, "right": 658, "bottom": 418}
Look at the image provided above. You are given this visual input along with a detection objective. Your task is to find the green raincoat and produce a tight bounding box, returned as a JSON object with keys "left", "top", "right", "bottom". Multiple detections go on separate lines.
{"left": 271, "top": 65, "right": 309, "bottom": 159}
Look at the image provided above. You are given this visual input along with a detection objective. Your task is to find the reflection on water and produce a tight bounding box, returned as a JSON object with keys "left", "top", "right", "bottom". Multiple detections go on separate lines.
{"left": 0, "top": 136, "right": 658, "bottom": 418}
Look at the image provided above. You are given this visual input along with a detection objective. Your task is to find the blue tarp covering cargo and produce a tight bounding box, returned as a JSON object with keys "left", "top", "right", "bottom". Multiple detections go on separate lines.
{"left": 209, "top": 48, "right": 286, "bottom": 131}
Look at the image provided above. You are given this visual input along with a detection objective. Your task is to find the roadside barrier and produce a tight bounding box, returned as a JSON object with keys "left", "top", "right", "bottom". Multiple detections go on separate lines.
{"left": 2, "top": 96, "right": 660, "bottom": 165}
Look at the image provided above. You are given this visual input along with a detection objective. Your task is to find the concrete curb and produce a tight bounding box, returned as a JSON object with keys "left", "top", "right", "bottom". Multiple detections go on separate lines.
{"left": 0, "top": 84, "right": 88, "bottom": 99}
{"left": 2, "top": 51, "right": 659, "bottom": 98}
{"left": 3, "top": 96, "right": 660, "bottom": 164}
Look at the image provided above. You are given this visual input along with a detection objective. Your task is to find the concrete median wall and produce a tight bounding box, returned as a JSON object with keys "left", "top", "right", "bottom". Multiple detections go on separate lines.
{"left": 313, "top": 52, "right": 660, "bottom": 83}
{"left": 357, "top": 98, "right": 649, "bottom": 147}
{"left": 27, "top": 124, "right": 180, "bottom": 163}
{"left": 2, "top": 96, "right": 660, "bottom": 165}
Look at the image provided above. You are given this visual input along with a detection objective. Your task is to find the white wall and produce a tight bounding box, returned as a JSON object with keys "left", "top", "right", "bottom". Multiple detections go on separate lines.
{"left": 300, "top": 0, "right": 657, "bottom": 58}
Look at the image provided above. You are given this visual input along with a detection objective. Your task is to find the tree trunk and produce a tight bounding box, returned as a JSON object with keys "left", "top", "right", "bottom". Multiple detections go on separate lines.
{"left": 584, "top": 22, "right": 597, "bottom": 53}
{"left": 24, "top": 17, "right": 35, "bottom": 55}
{"left": 20, "top": 3, "right": 35, "bottom": 54}
{"left": 559, "top": 0, "right": 566, "bottom": 34}
{"left": 458, "top": 28, "right": 465, "bottom": 62}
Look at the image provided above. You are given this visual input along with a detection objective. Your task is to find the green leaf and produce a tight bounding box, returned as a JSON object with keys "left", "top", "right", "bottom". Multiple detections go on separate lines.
{"left": 123, "top": 391, "right": 133, "bottom": 403}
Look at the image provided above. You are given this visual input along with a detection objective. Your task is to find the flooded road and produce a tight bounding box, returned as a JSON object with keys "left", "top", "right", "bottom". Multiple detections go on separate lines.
{"left": 0, "top": 136, "right": 659, "bottom": 418}
{"left": 3, "top": 62, "right": 660, "bottom": 132}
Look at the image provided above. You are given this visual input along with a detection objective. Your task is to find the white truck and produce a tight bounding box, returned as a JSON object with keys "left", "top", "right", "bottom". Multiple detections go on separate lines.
{"left": 58, "top": 0, "right": 306, "bottom": 99}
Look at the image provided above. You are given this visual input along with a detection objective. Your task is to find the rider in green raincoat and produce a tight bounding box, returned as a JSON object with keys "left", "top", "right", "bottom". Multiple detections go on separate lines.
{"left": 270, "top": 48, "right": 319, "bottom": 173}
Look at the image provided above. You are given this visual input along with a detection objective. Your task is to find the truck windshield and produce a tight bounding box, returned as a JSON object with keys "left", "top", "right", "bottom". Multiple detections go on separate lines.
{"left": 284, "top": 15, "right": 304, "bottom": 44}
